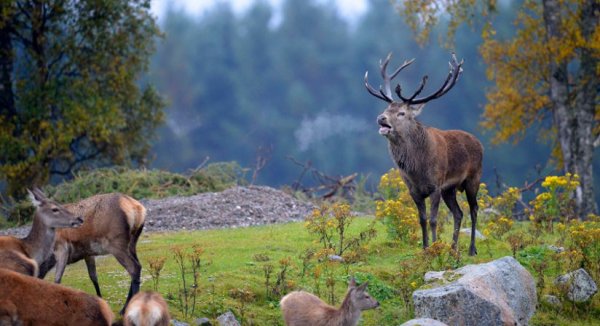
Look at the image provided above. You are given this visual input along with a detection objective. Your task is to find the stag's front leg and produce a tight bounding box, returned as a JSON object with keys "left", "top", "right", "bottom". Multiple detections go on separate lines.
{"left": 429, "top": 190, "right": 441, "bottom": 243}
{"left": 412, "top": 195, "right": 428, "bottom": 249}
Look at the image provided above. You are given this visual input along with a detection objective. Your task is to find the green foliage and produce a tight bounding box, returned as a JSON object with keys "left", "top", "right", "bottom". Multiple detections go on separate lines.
{"left": 0, "top": 0, "right": 164, "bottom": 198}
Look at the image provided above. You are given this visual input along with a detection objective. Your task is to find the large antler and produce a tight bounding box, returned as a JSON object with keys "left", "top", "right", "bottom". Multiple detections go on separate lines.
{"left": 395, "top": 52, "right": 464, "bottom": 105}
{"left": 364, "top": 53, "right": 414, "bottom": 103}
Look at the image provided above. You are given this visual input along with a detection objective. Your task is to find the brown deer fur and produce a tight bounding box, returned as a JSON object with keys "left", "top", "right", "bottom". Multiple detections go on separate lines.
{"left": 123, "top": 291, "right": 170, "bottom": 326}
{"left": 0, "top": 189, "right": 83, "bottom": 276}
{"left": 280, "top": 279, "right": 379, "bottom": 326}
{"left": 38, "top": 193, "right": 146, "bottom": 314}
{"left": 365, "top": 53, "right": 483, "bottom": 255}
{"left": 0, "top": 268, "right": 114, "bottom": 325}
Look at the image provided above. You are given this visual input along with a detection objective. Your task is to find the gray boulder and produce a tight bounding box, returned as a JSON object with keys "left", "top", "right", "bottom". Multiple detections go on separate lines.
{"left": 555, "top": 268, "right": 598, "bottom": 302}
{"left": 401, "top": 318, "right": 449, "bottom": 326}
{"left": 217, "top": 311, "right": 240, "bottom": 326}
{"left": 413, "top": 256, "right": 536, "bottom": 326}
{"left": 460, "top": 228, "right": 486, "bottom": 240}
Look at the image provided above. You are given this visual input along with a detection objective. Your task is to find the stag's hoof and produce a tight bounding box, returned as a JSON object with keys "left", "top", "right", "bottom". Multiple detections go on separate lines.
{"left": 469, "top": 246, "right": 478, "bottom": 256}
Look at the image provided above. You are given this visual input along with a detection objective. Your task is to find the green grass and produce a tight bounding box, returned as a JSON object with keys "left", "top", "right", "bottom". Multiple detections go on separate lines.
{"left": 50, "top": 218, "right": 600, "bottom": 325}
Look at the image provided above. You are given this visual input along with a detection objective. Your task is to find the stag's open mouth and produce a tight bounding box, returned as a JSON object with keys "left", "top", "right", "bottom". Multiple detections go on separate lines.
{"left": 378, "top": 122, "right": 392, "bottom": 135}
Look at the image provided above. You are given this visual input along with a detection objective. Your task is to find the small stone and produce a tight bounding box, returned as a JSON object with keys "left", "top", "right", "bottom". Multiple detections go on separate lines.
{"left": 172, "top": 320, "right": 190, "bottom": 326}
{"left": 547, "top": 245, "right": 565, "bottom": 253}
{"left": 216, "top": 311, "right": 240, "bottom": 326}
{"left": 328, "top": 255, "right": 344, "bottom": 262}
{"left": 459, "top": 228, "right": 485, "bottom": 239}
{"left": 195, "top": 317, "right": 212, "bottom": 326}
{"left": 555, "top": 268, "right": 598, "bottom": 302}
{"left": 542, "top": 295, "right": 561, "bottom": 307}
{"left": 401, "top": 318, "right": 449, "bottom": 326}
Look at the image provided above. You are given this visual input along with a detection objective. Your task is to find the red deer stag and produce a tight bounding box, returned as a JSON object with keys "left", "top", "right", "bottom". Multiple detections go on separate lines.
{"left": 124, "top": 291, "right": 171, "bottom": 326}
{"left": 0, "top": 268, "right": 114, "bottom": 325}
{"left": 0, "top": 188, "right": 83, "bottom": 276}
{"left": 280, "top": 278, "right": 379, "bottom": 326}
{"left": 37, "top": 193, "right": 146, "bottom": 314}
{"left": 364, "top": 52, "right": 483, "bottom": 255}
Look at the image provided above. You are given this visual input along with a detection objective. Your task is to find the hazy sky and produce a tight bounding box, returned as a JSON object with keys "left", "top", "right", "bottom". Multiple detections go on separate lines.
{"left": 150, "top": 0, "right": 368, "bottom": 21}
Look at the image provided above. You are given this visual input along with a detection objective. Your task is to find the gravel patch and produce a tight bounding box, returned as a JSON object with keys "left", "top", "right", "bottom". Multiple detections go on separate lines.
{"left": 0, "top": 186, "right": 316, "bottom": 237}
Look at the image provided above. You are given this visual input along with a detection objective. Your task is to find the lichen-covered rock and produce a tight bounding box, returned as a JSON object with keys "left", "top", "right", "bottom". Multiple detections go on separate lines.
{"left": 555, "top": 268, "right": 598, "bottom": 302}
{"left": 401, "top": 318, "right": 449, "bottom": 326}
{"left": 413, "top": 256, "right": 536, "bottom": 326}
{"left": 217, "top": 311, "right": 240, "bottom": 326}
{"left": 542, "top": 295, "right": 561, "bottom": 307}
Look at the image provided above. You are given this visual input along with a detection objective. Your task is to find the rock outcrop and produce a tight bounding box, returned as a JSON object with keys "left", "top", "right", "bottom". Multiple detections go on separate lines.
{"left": 413, "top": 256, "right": 536, "bottom": 326}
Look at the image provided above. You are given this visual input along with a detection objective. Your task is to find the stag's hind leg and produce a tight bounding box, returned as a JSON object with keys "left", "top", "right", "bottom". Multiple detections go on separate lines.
{"left": 441, "top": 187, "right": 463, "bottom": 251}
{"left": 465, "top": 181, "right": 480, "bottom": 256}
{"left": 429, "top": 191, "right": 442, "bottom": 243}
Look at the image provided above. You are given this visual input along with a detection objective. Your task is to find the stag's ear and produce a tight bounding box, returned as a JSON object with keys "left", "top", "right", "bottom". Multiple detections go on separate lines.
{"left": 410, "top": 103, "right": 425, "bottom": 116}
{"left": 27, "top": 189, "right": 42, "bottom": 207}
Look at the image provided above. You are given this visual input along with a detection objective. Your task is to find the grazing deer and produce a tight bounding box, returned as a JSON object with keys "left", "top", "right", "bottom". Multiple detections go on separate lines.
{"left": 0, "top": 188, "right": 83, "bottom": 276}
{"left": 123, "top": 291, "right": 170, "bottom": 326}
{"left": 364, "top": 52, "right": 483, "bottom": 256}
{"left": 280, "top": 278, "right": 379, "bottom": 326}
{"left": 0, "top": 268, "right": 114, "bottom": 325}
{"left": 37, "top": 193, "right": 146, "bottom": 314}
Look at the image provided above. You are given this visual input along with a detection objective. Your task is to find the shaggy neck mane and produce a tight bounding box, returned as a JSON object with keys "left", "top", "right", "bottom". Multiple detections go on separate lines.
{"left": 388, "top": 121, "right": 429, "bottom": 173}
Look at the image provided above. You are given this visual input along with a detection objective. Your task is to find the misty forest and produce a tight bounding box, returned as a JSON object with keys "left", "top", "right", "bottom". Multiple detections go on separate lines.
{"left": 0, "top": 0, "right": 599, "bottom": 325}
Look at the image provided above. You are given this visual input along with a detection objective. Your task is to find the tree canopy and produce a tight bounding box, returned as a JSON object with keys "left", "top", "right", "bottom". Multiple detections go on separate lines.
{"left": 0, "top": 0, "right": 164, "bottom": 197}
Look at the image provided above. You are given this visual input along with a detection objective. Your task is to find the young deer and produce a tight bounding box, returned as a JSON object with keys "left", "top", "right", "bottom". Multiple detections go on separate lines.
{"left": 365, "top": 53, "right": 483, "bottom": 255}
{"left": 280, "top": 278, "right": 379, "bottom": 326}
{"left": 0, "top": 188, "right": 83, "bottom": 276}
{"left": 0, "top": 268, "right": 114, "bottom": 325}
{"left": 37, "top": 193, "right": 146, "bottom": 314}
{"left": 123, "top": 291, "right": 171, "bottom": 326}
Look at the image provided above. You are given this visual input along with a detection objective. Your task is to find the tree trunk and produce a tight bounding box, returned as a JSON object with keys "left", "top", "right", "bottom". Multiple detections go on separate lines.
{"left": 0, "top": 4, "right": 15, "bottom": 120}
{"left": 543, "top": 0, "right": 598, "bottom": 218}
{"left": 575, "top": 0, "right": 599, "bottom": 217}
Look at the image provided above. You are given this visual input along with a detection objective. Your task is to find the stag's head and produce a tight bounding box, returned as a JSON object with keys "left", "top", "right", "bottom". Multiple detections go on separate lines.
{"left": 364, "top": 53, "right": 463, "bottom": 139}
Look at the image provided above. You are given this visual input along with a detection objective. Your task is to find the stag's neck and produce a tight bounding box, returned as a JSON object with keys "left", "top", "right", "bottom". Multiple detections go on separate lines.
{"left": 388, "top": 122, "right": 429, "bottom": 173}
{"left": 22, "top": 214, "right": 56, "bottom": 264}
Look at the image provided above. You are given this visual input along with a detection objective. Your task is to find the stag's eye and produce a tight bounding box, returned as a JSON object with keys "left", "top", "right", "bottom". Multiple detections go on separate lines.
{"left": 397, "top": 111, "right": 405, "bottom": 117}
{"left": 52, "top": 207, "right": 59, "bottom": 213}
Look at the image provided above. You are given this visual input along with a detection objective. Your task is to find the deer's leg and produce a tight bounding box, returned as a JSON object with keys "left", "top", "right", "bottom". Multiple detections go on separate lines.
{"left": 411, "top": 195, "right": 428, "bottom": 249}
{"left": 109, "top": 243, "right": 142, "bottom": 315}
{"left": 84, "top": 256, "right": 102, "bottom": 297}
{"left": 53, "top": 246, "right": 69, "bottom": 284}
{"left": 429, "top": 190, "right": 441, "bottom": 243}
{"left": 465, "top": 182, "right": 480, "bottom": 256}
{"left": 441, "top": 187, "right": 463, "bottom": 251}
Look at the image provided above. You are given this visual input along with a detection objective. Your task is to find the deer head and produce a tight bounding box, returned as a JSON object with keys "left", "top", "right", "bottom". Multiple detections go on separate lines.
{"left": 27, "top": 188, "right": 83, "bottom": 229}
{"left": 347, "top": 278, "right": 379, "bottom": 311}
{"left": 365, "top": 53, "right": 463, "bottom": 139}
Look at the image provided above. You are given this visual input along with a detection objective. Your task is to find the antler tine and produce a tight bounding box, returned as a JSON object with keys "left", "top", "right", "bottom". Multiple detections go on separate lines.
{"left": 379, "top": 53, "right": 394, "bottom": 100}
{"left": 409, "top": 75, "right": 428, "bottom": 102}
{"left": 364, "top": 71, "right": 392, "bottom": 103}
{"left": 406, "top": 52, "right": 464, "bottom": 105}
{"left": 389, "top": 58, "right": 415, "bottom": 80}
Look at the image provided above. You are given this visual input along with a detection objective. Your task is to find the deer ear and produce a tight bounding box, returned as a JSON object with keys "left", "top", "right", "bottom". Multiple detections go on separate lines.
{"left": 411, "top": 103, "right": 425, "bottom": 116}
{"left": 357, "top": 281, "right": 369, "bottom": 292}
{"left": 27, "top": 189, "right": 42, "bottom": 207}
{"left": 349, "top": 277, "right": 357, "bottom": 288}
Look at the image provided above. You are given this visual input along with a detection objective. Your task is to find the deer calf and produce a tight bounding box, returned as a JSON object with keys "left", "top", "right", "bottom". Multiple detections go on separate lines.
{"left": 365, "top": 52, "right": 483, "bottom": 255}
{"left": 0, "top": 189, "right": 83, "bottom": 276}
{"left": 0, "top": 268, "right": 114, "bottom": 325}
{"left": 124, "top": 291, "right": 170, "bottom": 326}
{"left": 38, "top": 193, "right": 146, "bottom": 314}
{"left": 280, "top": 278, "right": 379, "bottom": 326}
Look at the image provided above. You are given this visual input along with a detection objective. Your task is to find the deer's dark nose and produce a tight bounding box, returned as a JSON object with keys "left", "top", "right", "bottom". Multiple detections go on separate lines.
{"left": 377, "top": 115, "right": 387, "bottom": 125}
{"left": 73, "top": 217, "right": 84, "bottom": 226}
